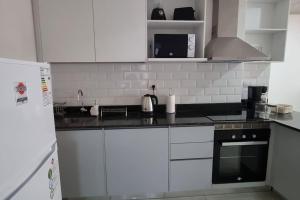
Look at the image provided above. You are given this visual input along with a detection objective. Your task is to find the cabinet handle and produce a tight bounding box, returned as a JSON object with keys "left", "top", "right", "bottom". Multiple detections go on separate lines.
{"left": 170, "top": 157, "right": 212, "bottom": 161}
{"left": 221, "top": 141, "right": 268, "bottom": 147}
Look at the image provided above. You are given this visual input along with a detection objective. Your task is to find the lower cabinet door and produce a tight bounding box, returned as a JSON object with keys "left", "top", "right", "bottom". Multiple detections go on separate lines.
{"left": 105, "top": 128, "right": 169, "bottom": 196}
{"left": 170, "top": 159, "right": 212, "bottom": 192}
{"left": 56, "top": 131, "right": 106, "bottom": 198}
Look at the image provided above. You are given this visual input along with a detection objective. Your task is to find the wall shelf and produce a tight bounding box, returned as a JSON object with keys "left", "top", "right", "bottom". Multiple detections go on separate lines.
{"left": 148, "top": 58, "right": 207, "bottom": 62}
{"left": 147, "top": 20, "right": 204, "bottom": 29}
{"left": 242, "top": 0, "right": 290, "bottom": 62}
{"left": 245, "top": 28, "right": 287, "bottom": 34}
{"left": 147, "top": 0, "right": 207, "bottom": 60}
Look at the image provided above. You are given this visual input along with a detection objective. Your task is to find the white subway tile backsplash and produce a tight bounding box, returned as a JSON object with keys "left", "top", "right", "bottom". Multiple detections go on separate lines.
{"left": 212, "top": 63, "right": 228, "bottom": 72}
{"left": 213, "top": 80, "right": 227, "bottom": 87}
{"left": 125, "top": 72, "right": 156, "bottom": 80}
{"left": 228, "top": 79, "right": 242, "bottom": 87}
{"left": 148, "top": 64, "right": 164, "bottom": 72}
{"left": 181, "top": 96, "right": 196, "bottom": 104}
{"left": 189, "top": 72, "right": 204, "bottom": 80}
{"left": 115, "top": 80, "right": 131, "bottom": 89}
{"left": 98, "top": 64, "right": 114, "bottom": 72}
{"left": 172, "top": 72, "right": 188, "bottom": 80}
{"left": 181, "top": 80, "right": 196, "bottom": 88}
{"left": 131, "top": 63, "right": 148, "bottom": 72}
{"left": 165, "top": 80, "right": 180, "bottom": 88}
{"left": 196, "top": 96, "right": 211, "bottom": 103}
{"left": 226, "top": 95, "right": 242, "bottom": 103}
{"left": 131, "top": 80, "right": 148, "bottom": 89}
{"left": 157, "top": 72, "right": 172, "bottom": 80}
{"left": 197, "top": 63, "right": 212, "bottom": 72}
{"left": 204, "top": 72, "right": 221, "bottom": 80}
{"left": 114, "top": 64, "right": 131, "bottom": 72}
{"left": 212, "top": 95, "right": 227, "bottom": 103}
{"left": 181, "top": 63, "right": 197, "bottom": 72}
{"left": 220, "top": 87, "right": 235, "bottom": 95}
{"left": 164, "top": 63, "right": 181, "bottom": 72}
{"left": 51, "top": 62, "right": 270, "bottom": 105}
{"left": 108, "top": 72, "right": 124, "bottom": 80}
{"left": 189, "top": 88, "right": 204, "bottom": 96}
{"left": 205, "top": 88, "right": 220, "bottom": 95}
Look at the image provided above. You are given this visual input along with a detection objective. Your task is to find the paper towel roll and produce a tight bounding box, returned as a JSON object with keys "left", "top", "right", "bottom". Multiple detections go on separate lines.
{"left": 166, "top": 95, "right": 175, "bottom": 113}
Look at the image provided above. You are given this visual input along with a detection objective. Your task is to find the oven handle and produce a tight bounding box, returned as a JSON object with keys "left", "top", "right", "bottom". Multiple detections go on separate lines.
{"left": 221, "top": 141, "right": 268, "bottom": 147}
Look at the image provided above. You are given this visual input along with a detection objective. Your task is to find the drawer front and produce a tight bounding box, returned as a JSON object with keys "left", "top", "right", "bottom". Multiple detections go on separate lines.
{"left": 170, "top": 159, "right": 212, "bottom": 192}
{"left": 171, "top": 142, "right": 213, "bottom": 160}
{"left": 170, "top": 126, "right": 214, "bottom": 143}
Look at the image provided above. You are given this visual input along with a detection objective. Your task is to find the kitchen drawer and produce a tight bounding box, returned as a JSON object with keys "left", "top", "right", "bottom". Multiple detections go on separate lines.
{"left": 170, "top": 126, "right": 214, "bottom": 143}
{"left": 170, "top": 159, "right": 212, "bottom": 192}
{"left": 171, "top": 142, "right": 213, "bottom": 160}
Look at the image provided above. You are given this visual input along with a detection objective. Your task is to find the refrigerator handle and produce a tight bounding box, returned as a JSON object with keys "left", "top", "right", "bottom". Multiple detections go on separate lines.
{"left": 4, "top": 142, "right": 57, "bottom": 200}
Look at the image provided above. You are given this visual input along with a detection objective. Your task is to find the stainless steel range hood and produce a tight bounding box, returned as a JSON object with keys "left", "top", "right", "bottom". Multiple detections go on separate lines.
{"left": 205, "top": 0, "right": 270, "bottom": 62}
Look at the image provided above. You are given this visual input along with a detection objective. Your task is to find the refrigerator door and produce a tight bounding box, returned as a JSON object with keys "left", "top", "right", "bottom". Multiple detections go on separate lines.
{"left": 0, "top": 59, "right": 58, "bottom": 199}
{"left": 11, "top": 144, "right": 62, "bottom": 200}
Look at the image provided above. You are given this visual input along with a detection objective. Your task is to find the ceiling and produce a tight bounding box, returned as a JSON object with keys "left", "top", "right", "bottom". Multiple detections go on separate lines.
{"left": 291, "top": 0, "right": 300, "bottom": 14}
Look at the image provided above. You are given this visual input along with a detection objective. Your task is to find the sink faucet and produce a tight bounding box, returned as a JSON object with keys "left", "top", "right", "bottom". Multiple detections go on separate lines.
{"left": 77, "top": 89, "right": 87, "bottom": 112}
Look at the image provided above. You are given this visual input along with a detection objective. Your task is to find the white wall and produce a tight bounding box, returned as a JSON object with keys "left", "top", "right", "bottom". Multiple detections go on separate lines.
{"left": 269, "top": 15, "right": 300, "bottom": 111}
{"left": 0, "top": 0, "right": 36, "bottom": 61}
{"left": 51, "top": 62, "right": 270, "bottom": 106}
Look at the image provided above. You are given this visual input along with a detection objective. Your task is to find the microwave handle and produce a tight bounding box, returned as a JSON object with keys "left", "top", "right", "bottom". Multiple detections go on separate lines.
{"left": 221, "top": 141, "right": 268, "bottom": 147}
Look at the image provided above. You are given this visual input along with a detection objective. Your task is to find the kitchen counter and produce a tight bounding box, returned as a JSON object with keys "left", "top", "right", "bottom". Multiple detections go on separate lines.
{"left": 55, "top": 112, "right": 214, "bottom": 131}
{"left": 270, "top": 112, "right": 300, "bottom": 132}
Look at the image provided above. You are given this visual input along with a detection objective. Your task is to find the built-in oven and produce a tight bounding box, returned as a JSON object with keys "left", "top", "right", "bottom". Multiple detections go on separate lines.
{"left": 213, "top": 125, "right": 270, "bottom": 184}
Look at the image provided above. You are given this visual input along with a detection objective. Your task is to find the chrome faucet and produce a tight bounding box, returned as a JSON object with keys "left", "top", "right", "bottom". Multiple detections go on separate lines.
{"left": 77, "top": 89, "right": 87, "bottom": 112}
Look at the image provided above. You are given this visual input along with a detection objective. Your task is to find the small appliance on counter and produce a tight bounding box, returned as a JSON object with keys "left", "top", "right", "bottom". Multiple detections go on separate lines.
{"left": 153, "top": 34, "right": 195, "bottom": 58}
{"left": 173, "top": 7, "right": 195, "bottom": 20}
{"left": 141, "top": 85, "right": 158, "bottom": 115}
{"left": 247, "top": 86, "right": 269, "bottom": 119}
{"left": 151, "top": 7, "right": 166, "bottom": 20}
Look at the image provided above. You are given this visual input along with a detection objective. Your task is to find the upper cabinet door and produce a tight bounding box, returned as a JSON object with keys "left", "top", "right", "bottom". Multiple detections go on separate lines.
{"left": 37, "top": 0, "right": 95, "bottom": 62}
{"left": 93, "top": 0, "right": 147, "bottom": 62}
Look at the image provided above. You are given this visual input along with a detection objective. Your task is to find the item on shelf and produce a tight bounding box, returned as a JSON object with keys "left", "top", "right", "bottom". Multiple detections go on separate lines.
{"left": 173, "top": 7, "right": 195, "bottom": 20}
{"left": 151, "top": 7, "right": 166, "bottom": 20}
{"left": 153, "top": 34, "right": 195, "bottom": 58}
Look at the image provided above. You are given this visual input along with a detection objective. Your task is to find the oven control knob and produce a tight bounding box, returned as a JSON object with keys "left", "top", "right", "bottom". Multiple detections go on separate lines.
{"left": 242, "top": 135, "right": 247, "bottom": 139}
{"left": 232, "top": 135, "right": 236, "bottom": 139}
{"left": 252, "top": 134, "right": 257, "bottom": 139}
{"left": 237, "top": 177, "right": 242, "bottom": 181}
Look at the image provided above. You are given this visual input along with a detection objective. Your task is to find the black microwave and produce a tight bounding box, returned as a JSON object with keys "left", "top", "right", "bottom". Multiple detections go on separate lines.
{"left": 153, "top": 34, "right": 195, "bottom": 58}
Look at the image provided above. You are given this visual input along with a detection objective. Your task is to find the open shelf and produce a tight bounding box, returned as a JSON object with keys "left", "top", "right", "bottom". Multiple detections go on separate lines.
{"left": 245, "top": 0, "right": 290, "bottom": 30}
{"left": 148, "top": 58, "right": 207, "bottom": 62}
{"left": 245, "top": 28, "right": 287, "bottom": 34}
{"left": 245, "top": 30, "right": 287, "bottom": 62}
{"left": 147, "top": 20, "right": 204, "bottom": 29}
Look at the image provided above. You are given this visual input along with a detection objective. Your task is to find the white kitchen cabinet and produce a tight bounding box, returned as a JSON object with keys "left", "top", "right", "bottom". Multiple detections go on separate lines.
{"left": 241, "top": 0, "right": 290, "bottom": 62}
{"left": 105, "top": 128, "right": 168, "bottom": 195}
{"left": 93, "top": 0, "right": 147, "bottom": 62}
{"left": 170, "top": 159, "right": 212, "bottom": 192}
{"left": 270, "top": 124, "right": 300, "bottom": 200}
{"left": 34, "top": 0, "right": 95, "bottom": 62}
{"left": 56, "top": 130, "right": 106, "bottom": 198}
{"left": 169, "top": 126, "right": 214, "bottom": 192}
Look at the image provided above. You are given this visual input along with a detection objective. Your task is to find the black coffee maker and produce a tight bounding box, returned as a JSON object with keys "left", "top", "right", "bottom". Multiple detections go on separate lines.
{"left": 247, "top": 86, "right": 268, "bottom": 118}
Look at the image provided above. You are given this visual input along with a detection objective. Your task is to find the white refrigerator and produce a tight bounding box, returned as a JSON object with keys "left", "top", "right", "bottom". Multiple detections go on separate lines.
{"left": 0, "top": 58, "right": 62, "bottom": 200}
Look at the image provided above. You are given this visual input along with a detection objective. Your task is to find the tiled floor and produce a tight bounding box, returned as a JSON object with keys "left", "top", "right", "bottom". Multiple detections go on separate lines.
{"left": 66, "top": 191, "right": 283, "bottom": 200}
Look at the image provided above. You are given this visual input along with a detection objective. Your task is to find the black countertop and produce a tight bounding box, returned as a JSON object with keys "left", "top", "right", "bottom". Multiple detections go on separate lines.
{"left": 269, "top": 112, "right": 300, "bottom": 132}
{"left": 55, "top": 103, "right": 270, "bottom": 131}
{"left": 55, "top": 112, "right": 214, "bottom": 130}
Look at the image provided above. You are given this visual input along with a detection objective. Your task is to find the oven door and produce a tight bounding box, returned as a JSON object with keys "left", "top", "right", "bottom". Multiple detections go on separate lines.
{"left": 213, "top": 140, "right": 269, "bottom": 184}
